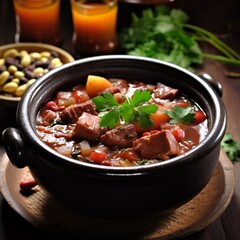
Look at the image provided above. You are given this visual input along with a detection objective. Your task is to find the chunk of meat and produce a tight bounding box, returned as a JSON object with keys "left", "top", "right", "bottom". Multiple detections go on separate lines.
{"left": 100, "top": 124, "right": 137, "bottom": 148}
{"left": 60, "top": 100, "right": 97, "bottom": 124}
{"left": 153, "top": 83, "right": 179, "bottom": 100}
{"left": 37, "top": 109, "right": 57, "bottom": 126}
{"left": 109, "top": 78, "right": 129, "bottom": 94}
{"left": 72, "top": 112, "right": 101, "bottom": 142}
{"left": 100, "top": 86, "right": 120, "bottom": 96}
{"left": 133, "top": 130, "right": 180, "bottom": 160}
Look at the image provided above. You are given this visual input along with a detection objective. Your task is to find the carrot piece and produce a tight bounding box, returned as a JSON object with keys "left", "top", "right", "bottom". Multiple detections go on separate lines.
{"left": 133, "top": 110, "right": 170, "bottom": 133}
{"left": 86, "top": 75, "right": 113, "bottom": 97}
{"left": 150, "top": 109, "right": 171, "bottom": 129}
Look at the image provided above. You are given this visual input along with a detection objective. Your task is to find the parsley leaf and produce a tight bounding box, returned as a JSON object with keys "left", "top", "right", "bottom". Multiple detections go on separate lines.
{"left": 131, "top": 89, "right": 152, "bottom": 106}
{"left": 164, "top": 105, "right": 195, "bottom": 124}
{"left": 221, "top": 133, "right": 240, "bottom": 163}
{"left": 100, "top": 108, "right": 121, "bottom": 129}
{"left": 137, "top": 110, "right": 155, "bottom": 129}
{"left": 92, "top": 92, "right": 118, "bottom": 110}
{"left": 120, "top": 102, "right": 134, "bottom": 123}
{"left": 92, "top": 90, "right": 158, "bottom": 129}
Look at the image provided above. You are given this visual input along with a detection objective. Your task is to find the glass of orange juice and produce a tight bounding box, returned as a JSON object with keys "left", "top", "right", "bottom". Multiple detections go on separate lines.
{"left": 13, "top": 0, "right": 62, "bottom": 46}
{"left": 70, "top": 0, "right": 118, "bottom": 57}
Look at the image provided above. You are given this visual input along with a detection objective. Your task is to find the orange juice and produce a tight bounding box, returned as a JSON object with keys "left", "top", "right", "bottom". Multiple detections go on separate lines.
{"left": 71, "top": 0, "right": 118, "bottom": 57}
{"left": 14, "top": 0, "right": 62, "bottom": 46}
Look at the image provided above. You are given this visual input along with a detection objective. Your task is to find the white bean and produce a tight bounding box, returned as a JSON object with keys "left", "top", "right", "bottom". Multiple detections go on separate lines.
{"left": 0, "top": 71, "right": 10, "bottom": 85}
{"left": 2, "top": 81, "right": 18, "bottom": 93}
{"left": 15, "top": 83, "right": 28, "bottom": 97}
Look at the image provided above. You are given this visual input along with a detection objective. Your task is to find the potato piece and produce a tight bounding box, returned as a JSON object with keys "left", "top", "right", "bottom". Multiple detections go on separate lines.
{"left": 86, "top": 75, "right": 113, "bottom": 97}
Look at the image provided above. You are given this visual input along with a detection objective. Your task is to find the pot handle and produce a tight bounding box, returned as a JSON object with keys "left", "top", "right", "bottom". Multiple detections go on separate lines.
{"left": 197, "top": 72, "right": 223, "bottom": 97}
{"left": 2, "top": 127, "right": 28, "bottom": 168}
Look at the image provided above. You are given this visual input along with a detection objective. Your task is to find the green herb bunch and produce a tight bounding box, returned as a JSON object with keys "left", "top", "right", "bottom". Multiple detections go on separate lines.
{"left": 119, "top": 6, "right": 203, "bottom": 71}
{"left": 119, "top": 5, "right": 240, "bottom": 71}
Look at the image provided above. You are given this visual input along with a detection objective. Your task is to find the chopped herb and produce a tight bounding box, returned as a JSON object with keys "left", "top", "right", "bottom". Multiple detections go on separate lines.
{"left": 50, "top": 118, "right": 62, "bottom": 127}
{"left": 92, "top": 90, "right": 158, "bottom": 129}
{"left": 221, "top": 133, "right": 240, "bottom": 163}
{"left": 135, "top": 159, "right": 149, "bottom": 166}
{"left": 164, "top": 105, "right": 195, "bottom": 124}
{"left": 71, "top": 149, "right": 81, "bottom": 159}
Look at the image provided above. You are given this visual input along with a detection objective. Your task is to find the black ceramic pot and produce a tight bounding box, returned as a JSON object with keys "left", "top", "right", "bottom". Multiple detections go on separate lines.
{"left": 2, "top": 55, "right": 226, "bottom": 218}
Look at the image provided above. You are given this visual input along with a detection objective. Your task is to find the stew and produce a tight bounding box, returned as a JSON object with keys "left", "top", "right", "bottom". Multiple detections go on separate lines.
{"left": 36, "top": 75, "right": 208, "bottom": 167}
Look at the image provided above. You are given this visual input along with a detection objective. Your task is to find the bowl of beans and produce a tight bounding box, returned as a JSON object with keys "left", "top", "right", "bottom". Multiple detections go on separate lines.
{"left": 0, "top": 42, "right": 74, "bottom": 109}
{"left": 2, "top": 55, "right": 226, "bottom": 218}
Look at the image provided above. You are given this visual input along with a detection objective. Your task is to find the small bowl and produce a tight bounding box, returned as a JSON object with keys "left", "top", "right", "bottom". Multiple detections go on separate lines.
{"left": 0, "top": 42, "right": 74, "bottom": 134}
{"left": 0, "top": 42, "right": 75, "bottom": 109}
{"left": 2, "top": 55, "right": 226, "bottom": 218}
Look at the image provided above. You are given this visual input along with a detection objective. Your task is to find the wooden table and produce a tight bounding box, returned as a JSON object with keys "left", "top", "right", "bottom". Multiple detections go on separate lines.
{"left": 0, "top": 0, "right": 240, "bottom": 239}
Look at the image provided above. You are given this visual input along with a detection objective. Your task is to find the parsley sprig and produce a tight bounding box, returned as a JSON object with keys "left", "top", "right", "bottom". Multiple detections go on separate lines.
{"left": 92, "top": 90, "right": 158, "bottom": 129}
{"left": 164, "top": 105, "right": 195, "bottom": 124}
{"left": 221, "top": 133, "right": 240, "bottom": 163}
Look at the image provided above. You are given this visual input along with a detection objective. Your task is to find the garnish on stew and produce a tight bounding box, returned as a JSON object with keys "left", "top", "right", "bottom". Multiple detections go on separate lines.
{"left": 92, "top": 90, "right": 158, "bottom": 129}
{"left": 164, "top": 105, "right": 195, "bottom": 124}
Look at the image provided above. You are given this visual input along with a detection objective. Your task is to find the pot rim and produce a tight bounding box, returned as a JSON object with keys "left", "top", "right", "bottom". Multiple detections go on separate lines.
{"left": 17, "top": 55, "right": 227, "bottom": 175}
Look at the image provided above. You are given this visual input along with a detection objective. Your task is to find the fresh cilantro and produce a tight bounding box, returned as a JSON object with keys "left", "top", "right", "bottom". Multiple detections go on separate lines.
{"left": 92, "top": 90, "right": 158, "bottom": 129}
{"left": 119, "top": 6, "right": 203, "bottom": 71}
{"left": 164, "top": 105, "right": 195, "bottom": 124}
{"left": 221, "top": 133, "right": 240, "bottom": 163}
{"left": 119, "top": 5, "right": 240, "bottom": 71}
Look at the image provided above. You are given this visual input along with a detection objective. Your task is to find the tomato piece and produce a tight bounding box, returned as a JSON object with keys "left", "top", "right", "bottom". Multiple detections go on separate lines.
{"left": 118, "top": 150, "right": 139, "bottom": 162}
{"left": 171, "top": 127, "right": 185, "bottom": 142}
{"left": 45, "top": 101, "right": 60, "bottom": 111}
{"left": 176, "top": 101, "right": 190, "bottom": 108}
{"left": 72, "top": 89, "right": 90, "bottom": 103}
{"left": 194, "top": 110, "right": 206, "bottom": 124}
{"left": 88, "top": 150, "right": 107, "bottom": 164}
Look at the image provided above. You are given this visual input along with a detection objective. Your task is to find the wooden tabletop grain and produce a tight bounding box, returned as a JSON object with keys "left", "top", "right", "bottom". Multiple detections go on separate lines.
{"left": 0, "top": 0, "right": 240, "bottom": 239}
